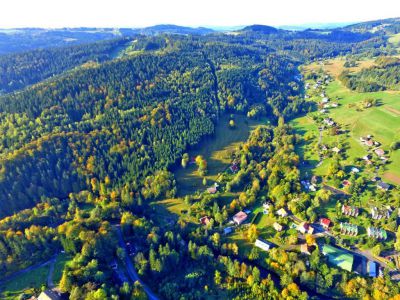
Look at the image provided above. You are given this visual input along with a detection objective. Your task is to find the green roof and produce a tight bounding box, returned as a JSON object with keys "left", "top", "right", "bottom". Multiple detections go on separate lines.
{"left": 322, "top": 244, "right": 354, "bottom": 272}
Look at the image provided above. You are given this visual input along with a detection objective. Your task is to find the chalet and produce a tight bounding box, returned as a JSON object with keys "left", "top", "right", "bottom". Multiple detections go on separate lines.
{"left": 322, "top": 244, "right": 354, "bottom": 272}
{"left": 233, "top": 211, "right": 248, "bottom": 225}
{"left": 255, "top": 238, "right": 273, "bottom": 252}
{"left": 368, "top": 261, "right": 378, "bottom": 277}
{"left": 375, "top": 149, "right": 385, "bottom": 157}
{"left": 340, "top": 222, "right": 358, "bottom": 236}
{"left": 276, "top": 208, "right": 288, "bottom": 218}
{"left": 367, "top": 227, "right": 387, "bottom": 240}
{"left": 342, "top": 205, "right": 359, "bottom": 217}
{"left": 297, "top": 222, "right": 314, "bottom": 234}
{"left": 332, "top": 147, "right": 341, "bottom": 154}
{"left": 199, "top": 216, "right": 211, "bottom": 226}
{"left": 377, "top": 181, "right": 390, "bottom": 191}
{"left": 320, "top": 218, "right": 331, "bottom": 229}
{"left": 223, "top": 226, "right": 233, "bottom": 235}
{"left": 38, "top": 290, "right": 65, "bottom": 300}
{"left": 273, "top": 222, "right": 283, "bottom": 232}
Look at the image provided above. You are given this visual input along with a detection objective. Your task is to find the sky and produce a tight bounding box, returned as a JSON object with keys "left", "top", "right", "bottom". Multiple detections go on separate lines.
{"left": 1, "top": 0, "right": 399, "bottom": 28}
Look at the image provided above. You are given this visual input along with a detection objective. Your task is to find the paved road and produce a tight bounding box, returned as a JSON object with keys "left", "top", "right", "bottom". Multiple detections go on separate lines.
{"left": 115, "top": 226, "right": 159, "bottom": 300}
{"left": 47, "top": 257, "right": 57, "bottom": 288}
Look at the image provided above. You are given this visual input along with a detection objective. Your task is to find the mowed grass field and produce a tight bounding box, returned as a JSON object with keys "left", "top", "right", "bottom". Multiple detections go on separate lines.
{"left": 0, "top": 264, "right": 49, "bottom": 300}
{"left": 293, "top": 61, "right": 400, "bottom": 184}
{"left": 174, "top": 114, "right": 268, "bottom": 196}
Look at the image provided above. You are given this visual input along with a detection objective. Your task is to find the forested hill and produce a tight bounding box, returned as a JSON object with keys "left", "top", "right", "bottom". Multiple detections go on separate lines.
{"left": 0, "top": 38, "right": 130, "bottom": 94}
{"left": 0, "top": 19, "right": 399, "bottom": 299}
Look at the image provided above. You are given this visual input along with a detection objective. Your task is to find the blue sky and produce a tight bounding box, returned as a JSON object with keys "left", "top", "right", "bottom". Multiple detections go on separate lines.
{"left": 1, "top": 0, "right": 399, "bottom": 28}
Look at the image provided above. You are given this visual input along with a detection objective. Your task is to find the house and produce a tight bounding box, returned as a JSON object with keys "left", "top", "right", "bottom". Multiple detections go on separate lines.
{"left": 230, "top": 163, "right": 239, "bottom": 173}
{"left": 340, "top": 222, "right": 358, "bottom": 236}
{"left": 273, "top": 222, "right": 283, "bottom": 232}
{"left": 223, "top": 226, "right": 233, "bottom": 235}
{"left": 38, "top": 290, "right": 65, "bottom": 300}
{"left": 341, "top": 205, "right": 359, "bottom": 217}
{"left": 362, "top": 155, "right": 371, "bottom": 161}
{"left": 375, "top": 149, "right": 385, "bottom": 157}
{"left": 320, "top": 109, "right": 327, "bottom": 114}
{"left": 367, "top": 227, "right": 387, "bottom": 240}
{"left": 255, "top": 238, "right": 273, "bottom": 252}
{"left": 322, "top": 244, "right": 354, "bottom": 272}
{"left": 297, "top": 222, "right": 314, "bottom": 234}
{"left": 368, "top": 261, "right": 378, "bottom": 277}
{"left": 199, "top": 216, "right": 211, "bottom": 226}
{"left": 323, "top": 118, "right": 335, "bottom": 126}
{"left": 263, "top": 202, "right": 271, "bottom": 214}
{"left": 332, "top": 147, "right": 341, "bottom": 154}
{"left": 320, "top": 218, "right": 331, "bottom": 229}
{"left": 311, "top": 175, "right": 319, "bottom": 184}
{"left": 233, "top": 211, "right": 248, "bottom": 225}
{"left": 351, "top": 167, "right": 360, "bottom": 173}
{"left": 365, "top": 140, "right": 374, "bottom": 147}
{"left": 342, "top": 180, "right": 351, "bottom": 187}
{"left": 331, "top": 102, "right": 338, "bottom": 108}
{"left": 371, "top": 207, "right": 390, "bottom": 219}
{"left": 300, "top": 243, "right": 311, "bottom": 255}
{"left": 321, "top": 97, "right": 329, "bottom": 103}
{"left": 276, "top": 208, "right": 288, "bottom": 218}
{"left": 377, "top": 181, "right": 390, "bottom": 191}
{"left": 207, "top": 186, "right": 217, "bottom": 194}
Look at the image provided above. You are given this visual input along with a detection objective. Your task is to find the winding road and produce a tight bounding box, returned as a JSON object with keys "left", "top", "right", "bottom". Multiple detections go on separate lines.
{"left": 114, "top": 226, "right": 159, "bottom": 300}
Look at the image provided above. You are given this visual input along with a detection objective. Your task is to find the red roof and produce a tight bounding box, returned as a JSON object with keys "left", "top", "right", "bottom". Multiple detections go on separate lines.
{"left": 199, "top": 216, "right": 210, "bottom": 225}
{"left": 320, "top": 218, "right": 331, "bottom": 227}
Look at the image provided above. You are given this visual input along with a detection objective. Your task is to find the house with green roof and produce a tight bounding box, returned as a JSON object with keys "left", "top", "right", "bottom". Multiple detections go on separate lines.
{"left": 322, "top": 244, "right": 354, "bottom": 272}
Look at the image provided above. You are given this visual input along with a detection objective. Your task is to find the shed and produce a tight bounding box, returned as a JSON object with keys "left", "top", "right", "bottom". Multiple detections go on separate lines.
{"left": 255, "top": 238, "right": 272, "bottom": 252}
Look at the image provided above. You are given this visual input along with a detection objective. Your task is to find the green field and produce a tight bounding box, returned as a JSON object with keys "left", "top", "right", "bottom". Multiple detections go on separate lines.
{"left": 52, "top": 253, "right": 71, "bottom": 286}
{"left": 174, "top": 114, "right": 268, "bottom": 196}
{"left": 292, "top": 79, "right": 400, "bottom": 184}
{"left": 0, "top": 264, "right": 49, "bottom": 300}
{"left": 389, "top": 33, "right": 400, "bottom": 47}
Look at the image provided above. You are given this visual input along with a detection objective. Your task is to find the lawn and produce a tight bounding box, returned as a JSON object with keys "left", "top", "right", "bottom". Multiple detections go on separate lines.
{"left": 174, "top": 114, "right": 268, "bottom": 196}
{"left": 52, "top": 253, "right": 71, "bottom": 286}
{"left": 389, "top": 33, "right": 400, "bottom": 46}
{"left": 0, "top": 264, "right": 49, "bottom": 300}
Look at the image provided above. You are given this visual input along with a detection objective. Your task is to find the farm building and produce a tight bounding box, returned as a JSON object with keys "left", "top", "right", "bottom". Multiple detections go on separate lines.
{"left": 255, "top": 238, "right": 273, "bottom": 252}
{"left": 233, "top": 211, "right": 248, "bottom": 225}
{"left": 322, "top": 244, "right": 354, "bottom": 272}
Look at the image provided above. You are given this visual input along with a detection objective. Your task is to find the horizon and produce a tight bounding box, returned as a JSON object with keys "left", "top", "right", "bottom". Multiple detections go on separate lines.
{"left": 0, "top": 0, "right": 399, "bottom": 29}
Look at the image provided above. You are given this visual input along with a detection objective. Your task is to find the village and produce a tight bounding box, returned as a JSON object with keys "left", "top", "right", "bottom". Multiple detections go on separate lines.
{"left": 194, "top": 66, "right": 400, "bottom": 282}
